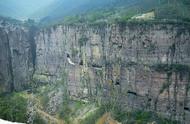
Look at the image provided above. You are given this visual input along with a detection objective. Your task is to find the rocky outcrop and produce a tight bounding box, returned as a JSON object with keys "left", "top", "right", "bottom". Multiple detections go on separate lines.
{"left": 1, "top": 21, "right": 190, "bottom": 122}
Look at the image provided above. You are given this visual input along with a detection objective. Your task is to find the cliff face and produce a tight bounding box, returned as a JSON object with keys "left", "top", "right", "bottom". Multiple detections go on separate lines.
{"left": 1, "top": 21, "right": 190, "bottom": 122}
{"left": 34, "top": 23, "right": 190, "bottom": 121}
{"left": 0, "top": 22, "right": 35, "bottom": 93}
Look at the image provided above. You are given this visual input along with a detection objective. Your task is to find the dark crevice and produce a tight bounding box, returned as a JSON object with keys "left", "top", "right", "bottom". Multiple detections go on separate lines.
{"left": 13, "top": 49, "right": 21, "bottom": 56}
{"left": 29, "top": 26, "right": 38, "bottom": 77}
{"left": 148, "top": 98, "right": 152, "bottom": 102}
{"left": 115, "top": 79, "right": 120, "bottom": 85}
{"left": 79, "top": 60, "right": 83, "bottom": 66}
{"left": 184, "top": 107, "right": 190, "bottom": 112}
{"left": 92, "top": 64, "right": 102, "bottom": 68}
{"left": 127, "top": 90, "right": 137, "bottom": 96}
{"left": 67, "top": 53, "right": 70, "bottom": 58}
{"left": 0, "top": 72, "right": 4, "bottom": 82}
{"left": 5, "top": 33, "right": 14, "bottom": 92}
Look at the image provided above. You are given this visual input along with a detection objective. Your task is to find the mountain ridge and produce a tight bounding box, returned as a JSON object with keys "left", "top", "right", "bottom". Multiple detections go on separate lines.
{"left": 37, "top": 0, "right": 190, "bottom": 25}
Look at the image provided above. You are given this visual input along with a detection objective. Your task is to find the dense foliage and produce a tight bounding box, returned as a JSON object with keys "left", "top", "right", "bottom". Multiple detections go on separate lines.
{"left": 0, "top": 92, "right": 27, "bottom": 123}
{"left": 39, "top": 0, "right": 190, "bottom": 25}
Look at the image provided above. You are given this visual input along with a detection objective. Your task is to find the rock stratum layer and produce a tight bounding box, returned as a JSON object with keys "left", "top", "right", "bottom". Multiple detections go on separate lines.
{"left": 1, "top": 21, "right": 190, "bottom": 122}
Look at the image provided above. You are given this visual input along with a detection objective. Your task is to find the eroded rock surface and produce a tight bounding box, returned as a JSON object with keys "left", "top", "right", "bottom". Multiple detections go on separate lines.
{"left": 1, "top": 21, "right": 190, "bottom": 122}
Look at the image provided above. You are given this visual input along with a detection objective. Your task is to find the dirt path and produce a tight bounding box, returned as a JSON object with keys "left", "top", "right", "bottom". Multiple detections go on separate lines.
{"left": 96, "top": 113, "right": 121, "bottom": 124}
{"left": 36, "top": 109, "right": 64, "bottom": 124}
{"left": 25, "top": 93, "right": 64, "bottom": 124}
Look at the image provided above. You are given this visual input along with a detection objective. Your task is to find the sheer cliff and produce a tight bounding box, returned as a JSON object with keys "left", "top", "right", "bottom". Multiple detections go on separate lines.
{"left": 0, "top": 22, "right": 36, "bottom": 92}
{"left": 0, "top": 21, "right": 190, "bottom": 122}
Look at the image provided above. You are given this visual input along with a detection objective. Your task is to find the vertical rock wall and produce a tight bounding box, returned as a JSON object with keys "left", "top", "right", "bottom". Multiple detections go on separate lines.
{"left": 0, "top": 27, "right": 13, "bottom": 93}
{"left": 1, "top": 21, "right": 190, "bottom": 122}
{"left": 35, "top": 23, "right": 190, "bottom": 122}
{"left": 0, "top": 23, "right": 35, "bottom": 92}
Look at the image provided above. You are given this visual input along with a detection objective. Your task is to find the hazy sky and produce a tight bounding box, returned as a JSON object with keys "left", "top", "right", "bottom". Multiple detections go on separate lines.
{"left": 0, "top": 0, "right": 56, "bottom": 20}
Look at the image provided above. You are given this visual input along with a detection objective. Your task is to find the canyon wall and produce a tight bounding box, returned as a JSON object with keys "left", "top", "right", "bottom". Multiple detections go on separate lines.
{"left": 0, "top": 22, "right": 35, "bottom": 93}
{"left": 1, "top": 21, "right": 190, "bottom": 122}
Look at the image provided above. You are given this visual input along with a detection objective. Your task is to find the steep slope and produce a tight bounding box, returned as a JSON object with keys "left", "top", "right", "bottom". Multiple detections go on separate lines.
{"left": 38, "top": 0, "right": 116, "bottom": 23}
{"left": 2, "top": 21, "right": 190, "bottom": 122}
{"left": 39, "top": 0, "right": 190, "bottom": 25}
{"left": 34, "top": 22, "right": 190, "bottom": 123}
{"left": 0, "top": 18, "right": 36, "bottom": 93}
{"left": 0, "top": 0, "right": 190, "bottom": 23}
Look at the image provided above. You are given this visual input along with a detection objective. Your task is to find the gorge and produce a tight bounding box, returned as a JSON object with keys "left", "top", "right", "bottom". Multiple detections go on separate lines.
{"left": 0, "top": 19, "right": 190, "bottom": 123}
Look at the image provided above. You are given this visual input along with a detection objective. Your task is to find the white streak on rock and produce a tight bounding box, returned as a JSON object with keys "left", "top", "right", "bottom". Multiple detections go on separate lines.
{"left": 67, "top": 57, "right": 75, "bottom": 65}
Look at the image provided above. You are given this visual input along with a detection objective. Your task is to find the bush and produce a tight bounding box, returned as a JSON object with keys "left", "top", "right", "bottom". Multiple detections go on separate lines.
{"left": 0, "top": 92, "right": 27, "bottom": 123}
{"left": 58, "top": 102, "right": 72, "bottom": 124}
{"left": 33, "top": 114, "right": 46, "bottom": 124}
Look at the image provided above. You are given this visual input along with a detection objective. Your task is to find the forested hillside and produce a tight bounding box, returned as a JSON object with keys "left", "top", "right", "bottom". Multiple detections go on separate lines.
{"left": 38, "top": 0, "right": 190, "bottom": 25}
{"left": 0, "top": 0, "right": 189, "bottom": 24}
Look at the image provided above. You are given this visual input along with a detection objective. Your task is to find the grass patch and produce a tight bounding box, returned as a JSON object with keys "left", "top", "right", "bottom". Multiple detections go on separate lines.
{"left": 33, "top": 113, "right": 46, "bottom": 124}
{"left": 114, "top": 110, "right": 179, "bottom": 124}
{"left": 58, "top": 100, "right": 86, "bottom": 124}
{"left": 81, "top": 105, "right": 105, "bottom": 124}
{"left": 81, "top": 103, "right": 179, "bottom": 124}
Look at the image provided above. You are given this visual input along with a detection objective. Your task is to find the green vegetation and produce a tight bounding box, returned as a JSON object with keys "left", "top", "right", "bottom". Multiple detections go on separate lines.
{"left": 35, "top": 83, "right": 61, "bottom": 107}
{"left": 23, "top": 19, "right": 37, "bottom": 27}
{"left": 0, "top": 16, "right": 22, "bottom": 25}
{"left": 1, "top": 0, "right": 190, "bottom": 26}
{"left": 81, "top": 105, "right": 105, "bottom": 124}
{"left": 71, "top": 47, "right": 79, "bottom": 57}
{"left": 0, "top": 80, "right": 181, "bottom": 124}
{"left": 152, "top": 63, "right": 190, "bottom": 94}
{"left": 125, "top": 110, "right": 178, "bottom": 124}
{"left": 0, "top": 90, "right": 50, "bottom": 124}
{"left": 0, "top": 16, "right": 37, "bottom": 27}
{"left": 58, "top": 101, "right": 72, "bottom": 123}
{"left": 33, "top": 114, "right": 46, "bottom": 124}
{"left": 33, "top": 74, "right": 49, "bottom": 83}
{"left": 58, "top": 100, "right": 85, "bottom": 123}
{"left": 81, "top": 103, "right": 178, "bottom": 124}
{"left": 79, "top": 36, "right": 88, "bottom": 47}
{"left": 0, "top": 92, "right": 27, "bottom": 123}
{"left": 57, "top": 0, "right": 190, "bottom": 25}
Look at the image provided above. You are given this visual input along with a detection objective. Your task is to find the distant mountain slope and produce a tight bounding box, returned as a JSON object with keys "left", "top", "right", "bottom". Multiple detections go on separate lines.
{"left": 37, "top": 0, "right": 117, "bottom": 23}
{"left": 39, "top": 0, "right": 190, "bottom": 25}
{"left": 0, "top": 0, "right": 189, "bottom": 24}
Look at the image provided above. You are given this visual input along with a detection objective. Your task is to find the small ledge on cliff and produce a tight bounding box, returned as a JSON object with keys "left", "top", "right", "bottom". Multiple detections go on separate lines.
{"left": 91, "top": 64, "right": 102, "bottom": 69}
